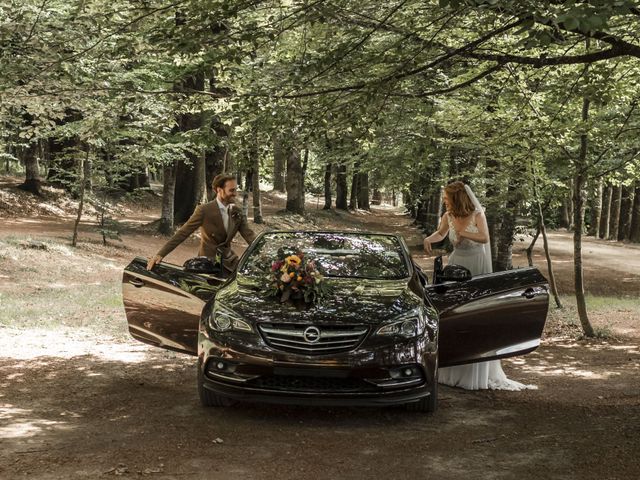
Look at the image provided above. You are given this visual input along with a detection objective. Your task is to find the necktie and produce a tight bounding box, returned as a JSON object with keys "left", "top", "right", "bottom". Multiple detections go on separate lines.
{"left": 220, "top": 204, "right": 229, "bottom": 232}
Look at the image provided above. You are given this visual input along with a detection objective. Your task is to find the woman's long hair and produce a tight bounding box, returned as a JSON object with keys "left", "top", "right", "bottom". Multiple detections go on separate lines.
{"left": 445, "top": 181, "right": 475, "bottom": 218}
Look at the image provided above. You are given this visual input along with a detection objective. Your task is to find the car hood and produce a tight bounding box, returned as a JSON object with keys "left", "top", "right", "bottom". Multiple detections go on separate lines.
{"left": 216, "top": 277, "right": 422, "bottom": 326}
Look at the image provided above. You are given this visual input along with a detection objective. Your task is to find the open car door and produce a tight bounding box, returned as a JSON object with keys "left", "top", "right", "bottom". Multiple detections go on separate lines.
{"left": 426, "top": 267, "right": 549, "bottom": 367}
{"left": 122, "top": 257, "right": 225, "bottom": 356}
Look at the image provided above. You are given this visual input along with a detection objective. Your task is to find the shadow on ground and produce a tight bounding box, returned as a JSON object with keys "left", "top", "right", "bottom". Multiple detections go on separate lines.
{"left": 1, "top": 337, "right": 638, "bottom": 480}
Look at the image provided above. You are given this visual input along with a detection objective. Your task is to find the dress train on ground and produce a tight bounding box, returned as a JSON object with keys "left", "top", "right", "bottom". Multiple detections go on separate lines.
{"left": 438, "top": 360, "right": 537, "bottom": 391}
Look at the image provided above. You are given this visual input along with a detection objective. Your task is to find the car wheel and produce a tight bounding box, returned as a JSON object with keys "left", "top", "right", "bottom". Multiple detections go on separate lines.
{"left": 197, "top": 363, "right": 236, "bottom": 407}
{"left": 406, "top": 376, "right": 438, "bottom": 413}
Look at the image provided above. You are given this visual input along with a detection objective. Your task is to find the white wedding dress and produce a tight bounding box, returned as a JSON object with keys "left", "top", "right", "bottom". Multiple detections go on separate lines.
{"left": 438, "top": 211, "right": 537, "bottom": 391}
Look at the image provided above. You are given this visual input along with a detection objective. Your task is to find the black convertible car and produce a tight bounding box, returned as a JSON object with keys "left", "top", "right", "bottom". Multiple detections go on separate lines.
{"left": 122, "top": 231, "right": 549, "bottom": 413}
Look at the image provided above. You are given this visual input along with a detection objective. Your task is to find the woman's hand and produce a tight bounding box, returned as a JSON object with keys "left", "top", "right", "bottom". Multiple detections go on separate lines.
{"left": 423, "top": 238, "right": 433, "bottom": 255}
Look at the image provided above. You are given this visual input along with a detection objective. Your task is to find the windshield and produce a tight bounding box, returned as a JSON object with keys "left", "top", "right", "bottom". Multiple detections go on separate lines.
{"left": 238, "top": 232, "right": 409, "bottom": 280}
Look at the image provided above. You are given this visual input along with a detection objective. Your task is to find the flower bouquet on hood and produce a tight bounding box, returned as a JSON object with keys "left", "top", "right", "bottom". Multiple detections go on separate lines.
{"left": 263, "top": 248, "right": 331, "bottom": 304}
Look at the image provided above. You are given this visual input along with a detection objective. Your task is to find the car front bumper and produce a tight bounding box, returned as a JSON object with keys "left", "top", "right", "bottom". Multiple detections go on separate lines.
{"left": 197, "top": 328, "right": 437, "bottom": 407}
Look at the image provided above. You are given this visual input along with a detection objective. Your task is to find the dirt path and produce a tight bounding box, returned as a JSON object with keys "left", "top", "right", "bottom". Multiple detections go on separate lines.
{"left": 1, "top": 193, "right": 639, "bottom": 479}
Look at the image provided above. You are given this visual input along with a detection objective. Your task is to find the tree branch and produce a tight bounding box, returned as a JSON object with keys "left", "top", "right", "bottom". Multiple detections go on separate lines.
{"left": 462, "top": 46, "right": 627, "bottom": 67}
{"left": 390, "top": 62, "right": 504, "bottom": 97}
{"left": 592, "top": 149, "right": 640, "bottom": 179}
{"left": 24, "top": 0, "right": 49, "bottom": 45}
{"left": 534, "top": 14, "right": 640, "bottom": 59}
{"left": 581, "top": 99, "right": 639, "bottom": 175}
{"left": 293, "top": 0, "right": 410, "bottom": 89}
{"left": 278, "top": 17, "right": 528, "bottom": 98}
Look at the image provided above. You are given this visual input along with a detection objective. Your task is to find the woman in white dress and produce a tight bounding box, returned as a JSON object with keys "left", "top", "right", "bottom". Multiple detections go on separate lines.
{"left": 423, "top": 181, "right": 535, "bottom": 391}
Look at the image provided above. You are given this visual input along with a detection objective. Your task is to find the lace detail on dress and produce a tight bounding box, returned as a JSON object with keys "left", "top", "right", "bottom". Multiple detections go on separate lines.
{"left": 448, "top": 211, "right": 483, "bottom": 251}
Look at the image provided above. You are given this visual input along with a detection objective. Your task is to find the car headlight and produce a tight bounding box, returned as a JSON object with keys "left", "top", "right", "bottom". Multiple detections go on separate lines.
{"left": 208, "top": 304, "right": 253, "bottom": 333}
{"left": 375, "top": 307, "right": 425, "bottom": 338}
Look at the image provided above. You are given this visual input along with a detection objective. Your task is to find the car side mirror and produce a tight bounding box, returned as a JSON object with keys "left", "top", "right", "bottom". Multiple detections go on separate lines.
{"left": 183, "top": 256, "right": 223, "bottom": 275}
{"left": 441, "top": 264, "right": 472, "bottom": 282}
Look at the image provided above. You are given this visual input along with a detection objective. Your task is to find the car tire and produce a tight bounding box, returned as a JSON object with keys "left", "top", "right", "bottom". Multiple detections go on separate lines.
{"left": 197, "top": 364, "right": 236, "bottom": 407}
{"left": 407, "top": 375, "right": 438, "bottom": 413}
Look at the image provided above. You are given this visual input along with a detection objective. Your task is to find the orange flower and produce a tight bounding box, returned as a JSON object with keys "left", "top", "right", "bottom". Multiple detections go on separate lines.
{"left": 285, "top": 255, "right": 302, "bottom": 267}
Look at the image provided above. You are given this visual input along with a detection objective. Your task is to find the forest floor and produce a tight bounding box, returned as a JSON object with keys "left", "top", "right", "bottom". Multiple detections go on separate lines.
{"left": 0, "top": 176, "right": 638, "bottom": 479}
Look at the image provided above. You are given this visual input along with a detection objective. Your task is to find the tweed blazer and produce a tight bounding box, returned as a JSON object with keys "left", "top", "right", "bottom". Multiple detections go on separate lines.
{"left": 156, "top": 201, "right": 256, "bottom": 270}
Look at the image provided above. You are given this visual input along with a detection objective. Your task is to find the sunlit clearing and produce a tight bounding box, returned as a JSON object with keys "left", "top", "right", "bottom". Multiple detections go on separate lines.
{"left": 519, "top": 363, "right": 613, "bottom": 380}
{"left": 0, "top": 328, "right": 150, "bottom": 363}
{"left": 0, "top": 406, "right": 69, "bottom": 439}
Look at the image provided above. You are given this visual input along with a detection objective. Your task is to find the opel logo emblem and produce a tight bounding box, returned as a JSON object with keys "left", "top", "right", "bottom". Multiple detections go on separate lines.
{"left": 303, "top": 326, "right": 321, "bottom": 343}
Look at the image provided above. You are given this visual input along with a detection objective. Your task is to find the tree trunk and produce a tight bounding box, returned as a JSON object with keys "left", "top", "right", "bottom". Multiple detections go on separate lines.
{"left": 485, "top": 158, "right": 500, "bottom": 269}
{"left": 127, "top": 173, "right": 140, "bottom": 191}
{"left": 159, "top": 161, "right": 177, "bottom": 235}
{"left": 18, "top": 143, "right": 42, "bottom": 196}
{"left": 272, "top": 136, "right": 286, "bottom": 192}
{"left": 194, "top": 150, "right": 207, "bottom": 206}
{"left": 608, "top": 184, "right": 622, "bottom": 240}
{"left": 245, "top": 168, "right": 253, "bottom": 193}
{"left": 349, "top": 168, "right": 359, "bottom": 210}
{"left": 540, "top": 214, "right": 563, "bottom": 309}
{"left": 415, "top": 194, "right": 429, "bottom": 227}
{"left": 573, "top": 94, "right": 594, "bottom": 337}
{"left": 357, "top": 172, "right": 370, "bottom": 210}
{"left": 525, "top": 226, "right": 540, "bottom": 267}
{"left": 72, "top": 151, "right": 89, "bottom": 247}
{"left": 629, "top": 182, "right": 640, "bottom": 243}
{"left": 530, "top": 157, "right": 563, "bottom": 307}
{"left": 335, "top": 163, "right": 348, "bottom": 210}
{"left": 323, "top": 163, "right": 332, "bottom": 210}
{"left": 618, "top": 184, "right": 633, "bottom": 241}
{"left": 174, "top": 162, "right": 197, "bottom": 224}
{"left": 4, "top": 143, "right": 11, "bottom": 173}
{"left": 587, "top": 177, "right": 602, "bottom": 237}
{"left": 372, "top": 189, "right": 382, "bottom": 205}
{"left": 302, "top": 148, "right": 309, "bottom": 177}
{"left": 83, "top": 157, "right": 93, "bottom": 194}
{"left": 599, "top": 183, "right": 612, "bottom": 239}
{"left": 428, "top": 189, "right": 443, "bottom": 233}
{"left": 205, "top": 143, "right": 225, "bottom": 201}
{"left": 495, "top": 165, "right": 523, "bottom": 271}
{"left": 242, "top": 190, "right": 249, "bottom": 218}
{"left": 495, "top": 192, "right": 517, "bottom": 272}
{"left": 285, "top": 148, "right": 304, "bottom": 214}
{"left": 138, "top": 170, "right": 150, "bottom": 189}
{"left": 205, "top": 84, "right": 229, "bottom": 200}
{"left": 225, "top": 150, "right": 234, "bottom": 174}
{"left": 559, "top": 194, "right": 572, "bottom": 230}
{"left": 173, "top": 72, "right": 205, "bottom": 224}
{"left": 251, "top": 136, "right": 263, "bottom": 224}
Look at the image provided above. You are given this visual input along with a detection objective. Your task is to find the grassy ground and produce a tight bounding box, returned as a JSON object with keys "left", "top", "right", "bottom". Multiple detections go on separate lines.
{"left": 0, "top": 237, "right": 127, "bottom": 339}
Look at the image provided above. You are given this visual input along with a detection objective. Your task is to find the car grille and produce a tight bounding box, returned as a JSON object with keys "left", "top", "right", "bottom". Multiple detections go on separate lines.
{"left": 258, "top": 323, "right": 369, "bottom": 355}
{"left": 248, "top": 375, "right": 378, "bottom": 393}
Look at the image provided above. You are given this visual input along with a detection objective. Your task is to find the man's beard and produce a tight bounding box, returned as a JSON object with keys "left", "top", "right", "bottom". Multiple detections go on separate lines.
{"left": 221, "top": 193, "right": 236, "bottom": 205}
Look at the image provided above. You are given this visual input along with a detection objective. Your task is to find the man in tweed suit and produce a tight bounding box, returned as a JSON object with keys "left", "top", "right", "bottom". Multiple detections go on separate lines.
{"left": 147, "top": 173, "right": 256, "bottom": 272}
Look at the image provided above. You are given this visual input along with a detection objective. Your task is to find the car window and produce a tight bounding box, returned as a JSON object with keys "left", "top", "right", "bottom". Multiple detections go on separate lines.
{"left": 238, "top": 232, "right": 409, "bottom": 280}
